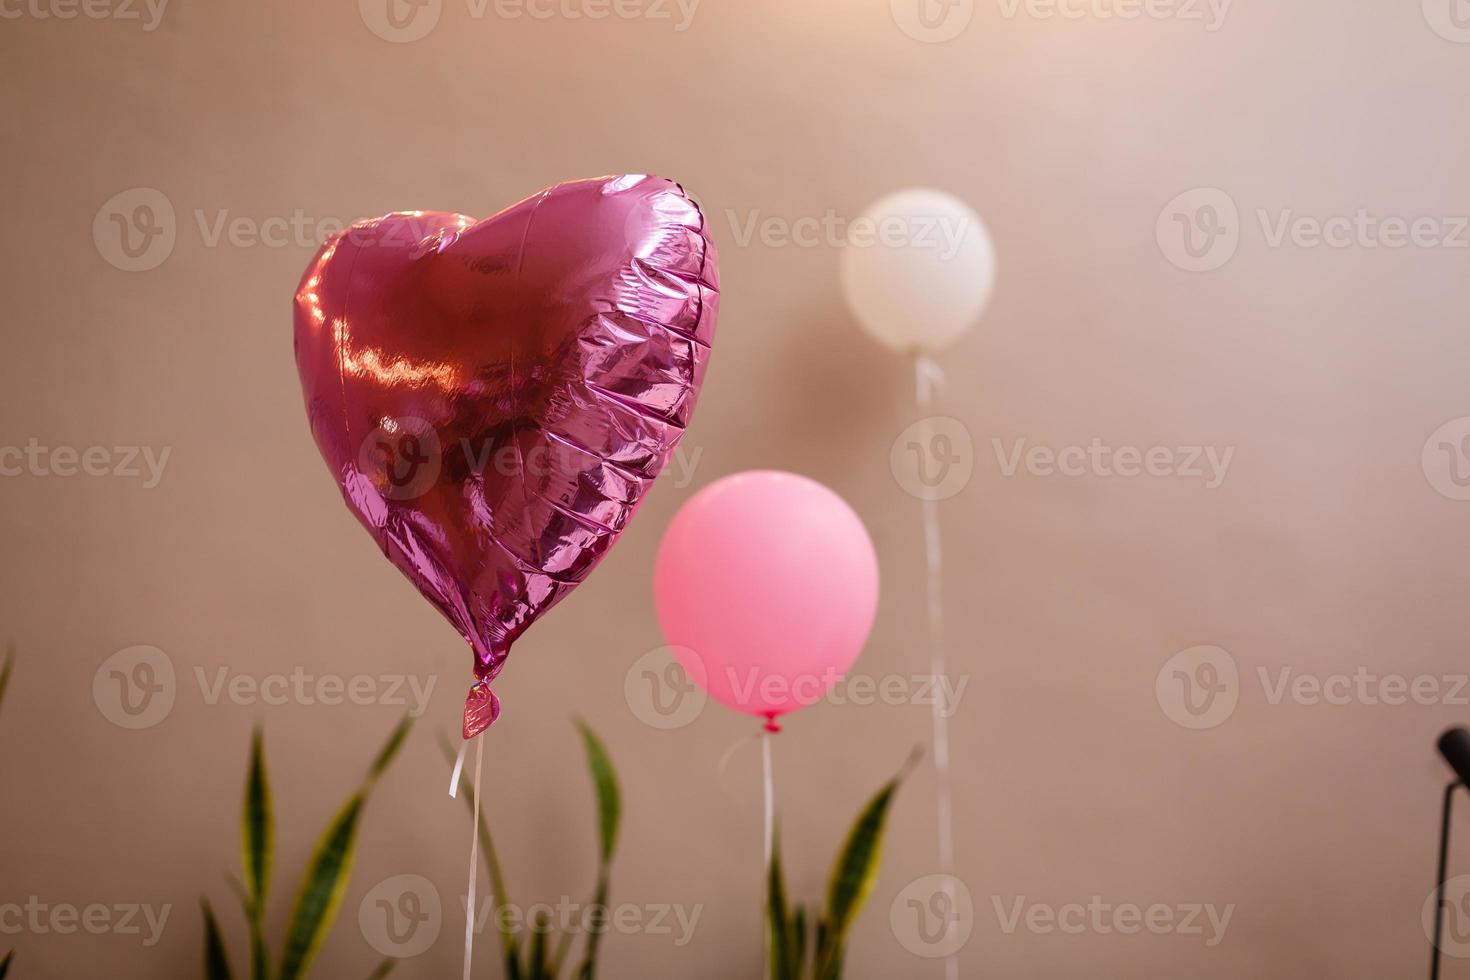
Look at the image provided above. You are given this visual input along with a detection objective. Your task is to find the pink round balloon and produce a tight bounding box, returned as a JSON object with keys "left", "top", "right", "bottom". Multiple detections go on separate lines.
{"left": 653, "top": 471, "right": 879, "bottom": 728}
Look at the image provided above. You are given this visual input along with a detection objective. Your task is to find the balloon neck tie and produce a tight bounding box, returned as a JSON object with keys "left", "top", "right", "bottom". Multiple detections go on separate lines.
{"left": 462, "top": 678, "right": 501, "bottom": 740}
{"left": 762, "top": 713, "right": 782, "bottom": 734}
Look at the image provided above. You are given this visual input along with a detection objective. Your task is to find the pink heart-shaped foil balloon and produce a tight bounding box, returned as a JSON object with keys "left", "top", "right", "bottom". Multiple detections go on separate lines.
{"left": 292, "top": 175, "right": 719, "bottom": 737}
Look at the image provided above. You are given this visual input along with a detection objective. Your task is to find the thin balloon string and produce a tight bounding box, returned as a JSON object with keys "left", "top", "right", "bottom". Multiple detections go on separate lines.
{"left": 463, "top": 735, "right": 485, "bottom": 980}
{"left": 718, "top": 729, "right": 775, "bottom": 978}
{"left": 916, "top": 352, "right": 960, "bottom": 980}
{"left": 717, "top": 731, "right": 766, "bottom": 791}
{"left": 762, "top": 729, "right": 774, "bottom": 980}
{"left": 450, "top": 738, "right": 469, "bottom": 797}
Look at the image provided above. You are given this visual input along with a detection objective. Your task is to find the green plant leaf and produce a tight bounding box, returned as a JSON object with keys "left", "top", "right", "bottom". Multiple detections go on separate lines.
{"left": 202, "top": 900, "right": 235, "bottom": 980}
{"left": 524, "top": 911, "right": 552, "bottom": 980}
{"left": 202, "top": 900, "right": 234, "bottom": 980}
{"left": 225, "top": 874, "right": 250, "bottom": 915}
{"left": 0, "top": 641, "right": 15, "bottom": 720}
{"left": 574, "top": 874, "right": 610, "bottom": 980}
{"left": 790, "top": 904, "right": 808, "bottom": 980}
{"left": 366, "top": 716, "right": 413, "bottom": 785}
{"left": 277, "top": 794, "right": 363, "bottom": 980}
{"left": 816, "top": 943, "right": 844, "bottom": 980}
{"left": 825, "top": 777, "right": 899, "bottom": 929}
{"left": 242, "top": 728, "right": 273, "bottom": 980}
{"left": 575, "top": 722, "right": 621, "bottom": 862}
{"left": 547, "top": 927, "right": 574, "bottom": 979}
{"left": 574, "top": 722, "right": 621, "bottom": 980}
{"left": 767, "top": 828, "right": 792, "bottom": 980}
{"left": 439, "top": 733, "right": 519, "bottom": 971}
{"left": 364, "top": 958, "right": 397, "bottom": 979}
{"left": 278, "top": 718, "right": 411, "bottom": 980}
{"left": 813, "top": 763, "right": 909, "bottom": 977}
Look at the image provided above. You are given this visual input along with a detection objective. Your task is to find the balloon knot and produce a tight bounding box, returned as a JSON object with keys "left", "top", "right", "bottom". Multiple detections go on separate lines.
{"left": 462, "top": 680, "right": 501, "bottom": 740}
{"left": 763, "top": 714, "right": 782, "bottom": 734}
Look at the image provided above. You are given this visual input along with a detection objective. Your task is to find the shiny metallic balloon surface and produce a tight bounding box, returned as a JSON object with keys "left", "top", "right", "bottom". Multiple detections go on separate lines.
{"left": 293, "top": 175, "right": 719, "bottom": 736}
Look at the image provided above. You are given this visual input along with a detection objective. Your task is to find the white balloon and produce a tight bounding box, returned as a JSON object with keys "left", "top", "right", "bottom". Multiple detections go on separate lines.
{"left": 840, "top": 189, "right": 996, "bottom": 353}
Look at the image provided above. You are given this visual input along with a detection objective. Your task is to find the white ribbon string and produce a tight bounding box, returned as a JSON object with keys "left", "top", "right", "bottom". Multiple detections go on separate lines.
{"left": 462, "top": 736, "right": 485, "bottom": 980}
{"left": 449, "top": 738, "right": 469, "bottom": 798}
{"left": 716, "top": 731, "right": 765, "bottom": 797}
{"left": 915, "top": 351, "right": 960, "bottom": 980}
{"left": 915, "top": 352, "right": 946, "bottom": 405}
{"left": 762, "top": 730, "right": 775, "bottom": 980}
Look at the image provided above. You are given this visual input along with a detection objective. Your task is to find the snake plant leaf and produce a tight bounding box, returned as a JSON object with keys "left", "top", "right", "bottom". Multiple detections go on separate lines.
{"left": 439, "top": 734, "right": 519, "bottom": 970}
{"left": 814, "top": 762, "right": 909, "bottom": 977}
{"left": 202, "top": 900, "right": 235, "bottom": 980}
{"left": 278, "top": 718, "right": 411, "bottom": 980}
{"left": 575, "top": 721, "right": 621, "bottom": 862}
{"left": 364, "top": 958, "right": 397, "bottom": 979}
{"left": 822, "top": 778, "right": 898, "bottom": 944}
{"left": 547, "top": 924, "right": 574, "bottom": 978}
{"left": 242, "top": 728, "right": 273, "bottom": 979}
{"left": 0, "top": 642, "right": 14, "bottom": 720}
{"left": 277, "top": 793, "right": 363, "bottom": 980}
{"left": 524, "top": 911, "right": 553, "bottom": 980}
{"left": 225, "top": 874, "right": 250, "bottom": 916}
{"left": 366, "top": 716, "right": 413, "bottom": 785}
{"left": 816, "top": 944, "right": 845, "bottom": 980}
{"left": 574, "top": 875, "right": 611, "bottom": 980}
{"left": 574, "top": 721, "right": 621, "bottom": 980}
{"left": 791, "top": 904, "right": 808, "bottom": 979}
{"left": 767, "top": 827, "right": 793, "bottom": 980}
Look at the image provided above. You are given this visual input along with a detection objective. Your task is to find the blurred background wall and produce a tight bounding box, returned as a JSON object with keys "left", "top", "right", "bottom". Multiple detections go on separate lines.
{"left": 3, "top": 0, "right": 1470, "bottom": 976}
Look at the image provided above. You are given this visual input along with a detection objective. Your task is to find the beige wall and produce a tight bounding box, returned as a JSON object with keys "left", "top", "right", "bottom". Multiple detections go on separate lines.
{"left": 3, "top": 0, "right": 1470, "bottom": 976}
